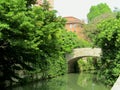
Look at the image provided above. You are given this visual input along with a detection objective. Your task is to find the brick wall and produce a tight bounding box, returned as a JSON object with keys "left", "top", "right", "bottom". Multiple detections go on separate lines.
{"left": 64, "top": 17, "right": 85, "bottom": 39}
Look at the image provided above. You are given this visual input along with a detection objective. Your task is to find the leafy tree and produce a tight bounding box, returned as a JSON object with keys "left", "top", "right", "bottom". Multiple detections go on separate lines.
{"left": 84, "top": 12, "right": 115, "bottom": 42}
{"left": 0, "top": 0, "right": 60, "bottom": 87}
{"left": 60, "top": 31, "right": 80, "bottom": 52}
{"left": 0, "top": 0, "right": 37, "bottom": 87}
{"left": 87, "top": 3, "right": 112, "bottom": 22}
{"left": 0, "top": 0, "right": 82, "bottom": 88}
{"left": 85, "top": 3, "right": 114, "bottom": 42}
{"left": 94, "top": 13, "right": 120, "bottom": 86}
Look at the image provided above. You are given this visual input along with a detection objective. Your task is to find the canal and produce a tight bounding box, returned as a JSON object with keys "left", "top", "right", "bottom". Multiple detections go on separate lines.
{"left": 8, "top": 72, "right": 110, "bottom": 90}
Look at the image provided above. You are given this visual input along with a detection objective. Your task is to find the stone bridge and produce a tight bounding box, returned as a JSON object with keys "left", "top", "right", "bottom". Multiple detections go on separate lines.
{"left": 66, "top": 48, "right": 102, "bottom": 73}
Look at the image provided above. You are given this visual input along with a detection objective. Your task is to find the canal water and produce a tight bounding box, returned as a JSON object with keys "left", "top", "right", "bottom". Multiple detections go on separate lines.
{"left": 9, "top": 72, "right": 110, "bottom": 90}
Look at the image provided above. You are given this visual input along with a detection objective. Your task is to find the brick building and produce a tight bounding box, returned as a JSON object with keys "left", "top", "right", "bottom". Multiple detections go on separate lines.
{"left": 64, "top": 16, "right": 85, "bottom": 39}
{"left": 36, "top": 0, "right": 54, "bottom": 9}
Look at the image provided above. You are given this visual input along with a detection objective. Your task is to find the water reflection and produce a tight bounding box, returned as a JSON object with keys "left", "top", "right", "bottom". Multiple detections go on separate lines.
{"left": 67, "top": 73, "right": 109, "bottom": 90}
{"left": 9, "top": 73, "right": 110, "bottom": 90}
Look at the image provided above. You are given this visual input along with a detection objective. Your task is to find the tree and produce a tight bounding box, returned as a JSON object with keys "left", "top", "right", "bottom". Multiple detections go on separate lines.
{"left": 85, "top": 3, "right": 115, "bottom": 42}
{"left": 0, "top": 0, "right": 82, "bottom": 88}
{"left": 0, "top": 0, "right": 62, "bottom": 87}
{"left": 0, "top": 0, "right": 36, "bottom": 87}
{"left": 87, "top": 3, "right": 112, "bottom": 22}
{"left": 84, "top": 12, "right": 115, "bottom": 42}
{"left": 94, "top": 13, "right": 120, "bottom": 86}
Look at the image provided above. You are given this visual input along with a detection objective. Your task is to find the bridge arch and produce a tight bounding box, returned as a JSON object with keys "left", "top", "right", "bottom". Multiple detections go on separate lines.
{"left": 66, "top": 48, "right": 102, "bottom": 73}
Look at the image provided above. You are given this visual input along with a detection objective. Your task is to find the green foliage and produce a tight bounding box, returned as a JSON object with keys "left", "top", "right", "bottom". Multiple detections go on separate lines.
{"left": 83, "top": 3, "right": 120, "bottom": 86}
{"left": 87, "top": 3, "right": 112, "bottom": 22}
{"left": 77, "top": 57, "right": 95, "bottom": 72}
{"left": 0, "top": 0, "right": 36, "bottom": 87}
{"left": 60, "top": 31, "right": 80, "bottom": 52}
{"left": 85, "top": 12, "right": 115, "bottom": 42}
{"left": 86, "top": 3, "right": 115, "bottom": 42}
{"left": 94, "top": 14, "right": 120, "bottom": 86}
{"left": 0, "top": 0, "right": 84, "bottom": 88}
{"left": 0, "top": 0, "right": 66, "bottom": 87}
{"left": 59, "top": 30, "right": 92, "bottom": 53}
{"left": 77, "top": 38, "right": 92, "bottom": 47}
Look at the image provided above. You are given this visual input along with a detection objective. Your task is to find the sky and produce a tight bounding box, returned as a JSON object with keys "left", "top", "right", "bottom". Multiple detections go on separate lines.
{"left": 54, "top": 0, "right": 120, "bottom": 21}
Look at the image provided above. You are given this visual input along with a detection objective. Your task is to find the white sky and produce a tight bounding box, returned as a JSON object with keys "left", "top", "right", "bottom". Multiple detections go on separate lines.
{"left": 54, "top": 0, "right": 120, "bottom": 21}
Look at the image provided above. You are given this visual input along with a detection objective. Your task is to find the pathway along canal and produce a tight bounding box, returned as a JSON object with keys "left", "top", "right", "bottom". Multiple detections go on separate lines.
{"left": 8, "top": 72, "right": 110, "bottom": 90}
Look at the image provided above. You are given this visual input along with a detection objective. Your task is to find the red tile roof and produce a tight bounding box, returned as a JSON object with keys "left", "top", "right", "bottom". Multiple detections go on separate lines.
{"left": 64, "top": 16, "right": 84, "bottom": 24}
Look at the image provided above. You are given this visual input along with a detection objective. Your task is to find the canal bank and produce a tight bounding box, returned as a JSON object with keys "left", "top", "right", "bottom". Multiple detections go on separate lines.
{"left": 7, "top": 72, "right": 110, "bottom": 90}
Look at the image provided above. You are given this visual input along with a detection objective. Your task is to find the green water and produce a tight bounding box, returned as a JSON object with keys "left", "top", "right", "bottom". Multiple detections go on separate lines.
{"left": 9, "top": 73, "right": 110, "bottom": 90}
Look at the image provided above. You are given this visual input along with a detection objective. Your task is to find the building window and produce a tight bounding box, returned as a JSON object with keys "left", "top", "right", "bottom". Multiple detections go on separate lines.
{"left": 74, "top": 24, "right": 76, "bottom": 28}
{"left": 70, "top": 24, "right": 72, "bottom": 28}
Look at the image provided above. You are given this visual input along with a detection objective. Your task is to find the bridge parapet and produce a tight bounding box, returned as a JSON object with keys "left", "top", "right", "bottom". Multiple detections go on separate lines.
{"left": 66, "top": 48, "right": 102, "bottom": 61}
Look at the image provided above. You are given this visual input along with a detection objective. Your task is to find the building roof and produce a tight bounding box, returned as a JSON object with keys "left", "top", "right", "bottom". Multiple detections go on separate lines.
{"left": 64, "top": 16, "right": 84, "bottom": 24}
